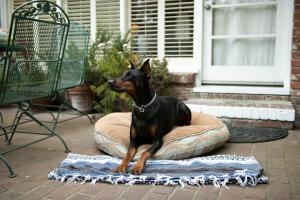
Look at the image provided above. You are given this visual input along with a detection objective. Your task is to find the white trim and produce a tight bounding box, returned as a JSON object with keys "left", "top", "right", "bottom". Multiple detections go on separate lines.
{"left": 168, "top": 58, "right": 197, "bottom": 73}
{"left": 211, "top": 34, "right": 276, "bottom": 39}
{"left": 120, "top": 0, "right": 126, "bottom": 37}
{"left": 0, "top": 0, "right": 11, "bottom": 29}
{"left": 186, "top": 103, "right": 295, "bottom": 122}
{"left": 281, "top": 0, "right": 293, "bottom": 92}
{"left": 193, "top": 85, "right": 290, "bottom": 95}
{"left": 212, "top": 1, "right": 277, "bottom": 9}
{"left": 193, "top": 0, "right": 203, "bottom": 84}
{"left": 127, "top": 0, "right": 131, "bottom": 34}
{"left": 157, "top": 0, "right": 165, "bottom": 59}
{"left": 90, "top": 0, "right": 96, "bottom": 42}
{"left": 56, "top": 0, "right": 61, "bottom": 7}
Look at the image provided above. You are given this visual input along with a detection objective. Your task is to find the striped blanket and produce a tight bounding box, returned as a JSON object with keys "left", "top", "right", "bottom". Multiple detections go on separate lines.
{"left": 48, "top": 153, "right": 268, "bottom": 188}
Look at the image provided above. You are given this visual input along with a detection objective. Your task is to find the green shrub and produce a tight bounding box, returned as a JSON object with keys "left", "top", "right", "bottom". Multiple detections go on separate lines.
{"left": 88, "top": 29, "right": 171, "bottom": 114}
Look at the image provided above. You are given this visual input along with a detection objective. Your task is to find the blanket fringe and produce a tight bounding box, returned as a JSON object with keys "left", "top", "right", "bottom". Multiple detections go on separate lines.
{"left": 48, "top": 172, "right": 267, "bottom": 188}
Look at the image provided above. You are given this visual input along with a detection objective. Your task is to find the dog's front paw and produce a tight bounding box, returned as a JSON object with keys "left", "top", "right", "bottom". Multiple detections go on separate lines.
{"left": 131, "top": 163, "right": 144, "bottom": 175}
{"left": 113, "top": 164, "right": 127, "bottom": 173}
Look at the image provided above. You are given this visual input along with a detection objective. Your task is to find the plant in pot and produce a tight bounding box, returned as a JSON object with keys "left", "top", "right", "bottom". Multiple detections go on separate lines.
{"left": 90, "top": 30, "right": 134, "bottom": 114}
{"left": 66, "top": 41, "right": 95, "bottom": 113}
{"left": 149, "top": 58, "right": 171, "bottom": 96}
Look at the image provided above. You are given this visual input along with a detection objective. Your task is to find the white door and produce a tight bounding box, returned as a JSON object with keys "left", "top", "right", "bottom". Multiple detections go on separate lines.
{"left": 202, "top": 0, "right": 286, "bottom": 86}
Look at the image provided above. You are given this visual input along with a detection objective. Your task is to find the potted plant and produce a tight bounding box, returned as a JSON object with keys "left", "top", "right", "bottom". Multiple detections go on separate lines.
{"left": 90, "top": 30, "right": 133, "bottom": 114}
{"left": 66, "top": 47, "right": 93, "bottom": 113}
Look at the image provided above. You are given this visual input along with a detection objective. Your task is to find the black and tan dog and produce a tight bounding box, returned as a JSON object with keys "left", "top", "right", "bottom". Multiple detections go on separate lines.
{"left": 108, "top": 59, "right": 191, "bottom": 174}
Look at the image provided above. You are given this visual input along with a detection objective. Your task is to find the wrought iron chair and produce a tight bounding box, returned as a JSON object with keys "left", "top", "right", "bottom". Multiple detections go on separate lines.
{"left": 0, "top": 0, "right": 70, "bottom": 177}
{"left": 30, "top": 22, "right": 93, "bottom": 130}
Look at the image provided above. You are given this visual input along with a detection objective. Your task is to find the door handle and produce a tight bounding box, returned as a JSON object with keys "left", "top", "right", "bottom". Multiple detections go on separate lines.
{"left": 204, "top": 1, "right": 212, "bottom": 10}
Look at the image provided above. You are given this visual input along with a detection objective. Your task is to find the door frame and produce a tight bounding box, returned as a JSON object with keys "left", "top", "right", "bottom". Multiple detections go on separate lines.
{"left": 194, "top": 0, "right": 294, "bottom": 95}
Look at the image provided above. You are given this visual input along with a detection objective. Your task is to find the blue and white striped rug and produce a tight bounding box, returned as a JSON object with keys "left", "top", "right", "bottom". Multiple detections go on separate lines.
{"left": 48, "top": 153, "right": 268, "bottom": 188}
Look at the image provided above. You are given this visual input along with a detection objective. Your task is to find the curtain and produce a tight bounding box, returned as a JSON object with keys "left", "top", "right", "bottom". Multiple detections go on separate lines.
{"left": 212, "top": 1, "right": 277, "bottom": 66}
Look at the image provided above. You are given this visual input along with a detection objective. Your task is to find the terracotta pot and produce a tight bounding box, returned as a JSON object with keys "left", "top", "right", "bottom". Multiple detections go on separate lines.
{"left": 68, "top": 85, "right": 94, "bottom": 114}
{"left": 31, "top": 97, "right": 52, "bottom": 105}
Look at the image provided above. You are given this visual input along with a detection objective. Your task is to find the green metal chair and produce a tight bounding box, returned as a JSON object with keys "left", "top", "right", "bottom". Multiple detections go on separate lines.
{"left": 0, "top": 0, "right": 70, "bottom": 177}
{"left": 30, "top": 22, "right": 93, "bottom": 130}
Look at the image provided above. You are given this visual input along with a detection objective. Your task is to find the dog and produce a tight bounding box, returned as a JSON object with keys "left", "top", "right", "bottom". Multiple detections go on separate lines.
{"left": 108, "top": 59, "right": 191, "bottom": 174}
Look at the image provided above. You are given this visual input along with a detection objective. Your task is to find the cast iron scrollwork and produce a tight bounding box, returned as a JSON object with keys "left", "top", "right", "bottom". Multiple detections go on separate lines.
{"left": 14, "top": 1, "right": 67, "bottom": 24}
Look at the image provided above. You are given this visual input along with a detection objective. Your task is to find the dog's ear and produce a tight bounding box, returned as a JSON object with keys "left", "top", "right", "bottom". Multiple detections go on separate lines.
{"left": 129, "top": 60, "right": 136, "bottom": 70}
{"left": 140, "top": 59, "right": 151, "bottom": 78}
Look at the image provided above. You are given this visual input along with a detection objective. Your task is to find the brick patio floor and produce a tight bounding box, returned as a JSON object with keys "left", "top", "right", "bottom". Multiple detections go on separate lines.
{"left": 1, "top": 105, "right": 300, "bottom": 200}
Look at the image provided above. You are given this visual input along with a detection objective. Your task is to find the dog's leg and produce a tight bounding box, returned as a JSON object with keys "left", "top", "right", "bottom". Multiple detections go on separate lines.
{"left": 132, "top": 139, "right": 163, "bottom": 174}
{"left": 114, "top": 146, "right": 137, "bottom": 173}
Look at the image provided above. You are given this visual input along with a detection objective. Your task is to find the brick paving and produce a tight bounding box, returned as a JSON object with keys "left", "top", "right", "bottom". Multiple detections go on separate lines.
{"left": 1, "top": 105, "right": 300, "bottom": 200}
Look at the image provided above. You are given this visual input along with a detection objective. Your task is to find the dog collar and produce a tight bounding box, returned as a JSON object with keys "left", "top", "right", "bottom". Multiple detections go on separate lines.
{"left": 133, "top": 93, "right": 156, "bottom": 113}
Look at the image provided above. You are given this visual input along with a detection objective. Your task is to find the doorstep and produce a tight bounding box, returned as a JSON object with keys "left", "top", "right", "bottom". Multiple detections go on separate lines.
{"left": 186, "top": 98, "right": 295, "bottom": 129}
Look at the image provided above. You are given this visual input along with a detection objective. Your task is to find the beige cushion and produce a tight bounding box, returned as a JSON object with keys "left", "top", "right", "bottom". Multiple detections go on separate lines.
{"left": 94, "top": 112, "right": 230, "bottom": 160}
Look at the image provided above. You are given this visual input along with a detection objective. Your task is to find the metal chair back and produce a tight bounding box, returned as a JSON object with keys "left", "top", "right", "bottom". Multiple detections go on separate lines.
{"left": 0, "top": 0, "right": 70, "bottom": 105}
{"left": 58, "top": 22, "right": 89, "bottom": 90}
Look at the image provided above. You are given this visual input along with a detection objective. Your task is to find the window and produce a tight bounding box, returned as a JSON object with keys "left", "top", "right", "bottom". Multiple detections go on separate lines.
{"left": 65, "top": 0, "right": 91, "bottom": 30}
{"left": 211, "top": 1, "right": 276, "bottom": 66}
{"left": 165, "top": 0, "right": 194, "bottom": 57}
{"left": 131, "top": 0, "right": 158, "bottom": 57}
{"left": 129, "top": 0, "right": 195, "bottom": 71}
{"left": 13, "top": 0, "right": 27, "bottom": 9}
{"left": 96, "top": 0, "right": 120, "bottom": 35}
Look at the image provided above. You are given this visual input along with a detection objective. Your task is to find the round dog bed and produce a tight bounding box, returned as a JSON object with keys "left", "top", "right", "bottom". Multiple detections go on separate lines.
{"left": 94, "top": 112, "right": 230, "bottom": 160}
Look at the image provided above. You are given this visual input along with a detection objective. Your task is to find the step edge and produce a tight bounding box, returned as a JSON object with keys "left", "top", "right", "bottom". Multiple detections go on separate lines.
{"left": 186, "top": 103, "right": 295, "bottom": 122}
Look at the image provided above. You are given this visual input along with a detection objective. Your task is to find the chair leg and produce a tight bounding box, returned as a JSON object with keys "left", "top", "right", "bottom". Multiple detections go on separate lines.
{"left": 8, "top": 107, "right": 70, "bottom": 153}
{"left": 51, "top": 104, "right": 64, "bottom": 132}
{"left": 64, "top": 102, "right": 94, "bottom": 124}
{"left": 0, "top": 125, "right": 9, "bottom": 142}
{"left": 11, "top": 107, "right": 22, "bottom": 131}
{"left": 0, "top": 155, "right": 17, "bottom": 178}
{"left": 7, "top": 112, "right": 24, "bottom": 145}
{"left": 0, "top": 112, "right": 3, "bottom": 123}
{"left": 23, "top": 111, "right": 70, "bottom": 153}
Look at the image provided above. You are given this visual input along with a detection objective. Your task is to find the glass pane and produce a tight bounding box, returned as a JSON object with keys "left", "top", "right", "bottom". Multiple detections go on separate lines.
{"left": 213, "top": 5, "right": 277, "bottom": 35}
{"left": 214, "top": 0, "right": 276, "bottom": 5}
{"left": 212, "top": 38, "right": 275, "bottom": 66}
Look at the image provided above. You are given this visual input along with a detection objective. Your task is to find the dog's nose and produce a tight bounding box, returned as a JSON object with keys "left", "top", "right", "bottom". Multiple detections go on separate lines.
{"left": 107, "top": 80, "right": 114, "bottom": 86}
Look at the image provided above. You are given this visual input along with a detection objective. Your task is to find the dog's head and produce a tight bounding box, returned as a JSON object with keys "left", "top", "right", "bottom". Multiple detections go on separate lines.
{"left": 107, "top": 59, "right": 151, "bottom": 97}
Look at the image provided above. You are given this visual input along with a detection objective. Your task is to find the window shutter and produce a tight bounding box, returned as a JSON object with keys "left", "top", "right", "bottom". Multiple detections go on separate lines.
{"left": 131, "top": 0, "right": 158, "bottom": 57}
{"left": 96, "top": 0, "right": 120, "bottom": 35}
{"left": 13, "top": 0, "right": 55, "bottom": 9}
{"left": 13, "top": 0, "right": 28, "bottom": 9}
{"left": 165, "top": 0, "right": 194, "bottom": 57}
{"left": 66, "top": 0, "right": 91, "bottom": 30}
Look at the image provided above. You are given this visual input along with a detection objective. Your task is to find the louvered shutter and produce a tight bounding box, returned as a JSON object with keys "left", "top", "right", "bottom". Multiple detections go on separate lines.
{"left": 13, "top": 0, "right": 55, "bottom": 9}
{"left": 165, "top": 0, "right": 194, "bottom": 57}
{"left": 131, "top": 0, "right": 158, "bottom": 57}
{"left": 13, "top": 0, "right": 28, "bottom": 9}
{"left": 96, "top": 0, "right": 120, "bottom": 35}
{"left": 66, "top": 0, "right": 91, "bottom": 30}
